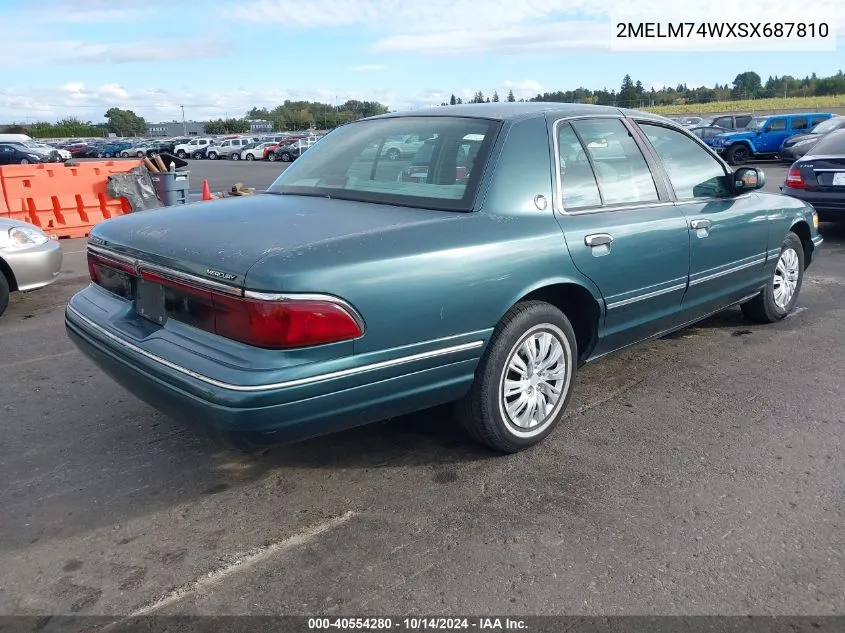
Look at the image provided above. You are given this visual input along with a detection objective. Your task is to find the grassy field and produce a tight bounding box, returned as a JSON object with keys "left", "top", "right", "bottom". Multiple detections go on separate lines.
{"left": 642, "top": 95, "right": 845, "bottom": 115}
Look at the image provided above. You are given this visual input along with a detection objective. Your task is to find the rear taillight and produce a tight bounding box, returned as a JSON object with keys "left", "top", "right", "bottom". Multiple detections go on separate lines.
{"left": 86, "top": 249, "right": 363, "bottom": 349}
{"left": 785, "top": 167, "right": 805, "bottom": 189}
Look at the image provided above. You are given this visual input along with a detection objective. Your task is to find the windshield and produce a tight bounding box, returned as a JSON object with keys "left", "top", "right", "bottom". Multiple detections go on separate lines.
{"left": 810, "top": 117, "right": 843, "bottom": 134}
{"left": 809, "top": 130, "right": 845, "bottom": 155}
{"left": 747, "top": 118, "right": 768, "bottom": 130}
{"left": 21, "top": 141, "right": 42, "bottom": 148}
{"left": 266, "top": 116, "right": 500, "bottom": 211}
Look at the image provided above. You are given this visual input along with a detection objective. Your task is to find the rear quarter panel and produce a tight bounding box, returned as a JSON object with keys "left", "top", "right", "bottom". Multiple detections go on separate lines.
{"left": 759, "top": 191, "right": 819, "bottom": 262}
{"left": 245, "top": 116, "right": 601, "bottom": 357}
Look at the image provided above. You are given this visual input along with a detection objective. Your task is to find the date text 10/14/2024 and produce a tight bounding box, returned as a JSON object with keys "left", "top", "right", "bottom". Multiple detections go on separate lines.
{"left": 308, "top": 617, "right": 528, "bottom": 630}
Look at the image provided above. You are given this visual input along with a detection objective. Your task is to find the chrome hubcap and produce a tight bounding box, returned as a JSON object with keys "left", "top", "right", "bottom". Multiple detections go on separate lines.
{"left": 773, "top": 247, "right": 800, "bottom": 309}
{"left": 499, "top": 327, "right": 571, "bottom": 435}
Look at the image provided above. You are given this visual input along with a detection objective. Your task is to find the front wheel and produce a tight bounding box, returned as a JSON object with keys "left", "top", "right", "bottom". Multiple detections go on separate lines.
{"left": 19, "top": 158, "right": 29, "bottom": 164}
{"left": 268, "top": 153, "right": 277, "bottom": 162}
{"left": 207, "top": 152, "right": 218, "bottom": 160}
{"left": 231, "top": 153, "right": 240, "bottom": 160}
{"left": 741, "top": 232, "right": 805, "bottom": 323}
{"left": 0, "top": 272, "right": 9, "bottom": 316}
{"left": 455, "top": 300, "right": 578, "bottom": 453}
{"left": 725, "top": 144, "right": 749, "bottom": 165}
{"left": 280, "top": 152, "right": 292, "bottom": 162}
{"left": 245, "top": 154, "right": 254, "bottom": 161}
{"left": 176, "top": 150, "right": 186, "bottom": 159}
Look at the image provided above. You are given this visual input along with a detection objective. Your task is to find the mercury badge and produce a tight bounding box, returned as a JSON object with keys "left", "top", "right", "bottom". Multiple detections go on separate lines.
{"left": 206, "top": 268, "right": 238, "bottom": 281}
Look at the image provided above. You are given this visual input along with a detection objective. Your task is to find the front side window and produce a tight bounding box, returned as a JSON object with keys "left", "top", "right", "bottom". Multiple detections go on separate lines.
{"left": 569, "top": 118, "right": 660, "bottom": 205}
{"left": 637, "top": 123, "right": 731, "bottom": 199}
{"left": 791, "top": 116, "right": 809, "bottom": 130}
{"left": 266, "top": 116, "right": 499, "bottom": 211}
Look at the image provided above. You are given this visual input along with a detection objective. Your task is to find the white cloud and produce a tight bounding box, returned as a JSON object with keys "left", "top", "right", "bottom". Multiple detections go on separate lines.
{"left": 230, "top": 0, "right": 843, "bottom": 55}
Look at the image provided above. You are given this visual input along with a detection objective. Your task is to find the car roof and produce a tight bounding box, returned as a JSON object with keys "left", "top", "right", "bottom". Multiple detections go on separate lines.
{"left": 367, "top": 102, "right": 674, "bottom": 124}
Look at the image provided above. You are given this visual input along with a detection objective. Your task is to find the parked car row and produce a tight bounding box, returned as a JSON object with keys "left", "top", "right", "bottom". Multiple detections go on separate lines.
{"left": 0, "top": 134, "right": 71, "bottom": 163}
{"left": 688, "top": 112, "right": 842, "bottom": 165}
{"left": 171, "top": 134, "right": 324, "bottom": 162}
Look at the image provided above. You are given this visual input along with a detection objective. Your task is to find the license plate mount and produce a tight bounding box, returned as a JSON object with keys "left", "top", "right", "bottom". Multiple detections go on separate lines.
{"left": 135, "top": 278, "right": 167, "bottom": 325}
{"left": 832, "top": 172, "right": 845, "bottom": 186}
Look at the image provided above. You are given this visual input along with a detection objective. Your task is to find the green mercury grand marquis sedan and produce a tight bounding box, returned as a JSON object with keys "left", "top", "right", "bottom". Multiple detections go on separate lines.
{"left": 65, "top": 103, "right": 823, "bottom": 453}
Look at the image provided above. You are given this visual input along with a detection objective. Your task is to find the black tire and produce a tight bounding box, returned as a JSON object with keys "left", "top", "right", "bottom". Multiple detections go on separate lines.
{"left": 208, "top": 152, "right": 218, "bottom": 160}
{"left": 725, "top": 143, "right": 749, "bottom": 165}
{"left": 281, "top": 152, "right": 292, "bottom": 162}
{"left": 231, "top": 153, "right": 240, "bottom": 161}
{"left": 176, "top": 150, "right": 186, "bottom": 159}
{"left": 19, "top": 158, "right": 29, "bottom": 164}
{"left": 455, "top": 300, "right": 578, "bottom": 453}
{"left": 386, "top": 148, "right": 401, "bottom": 161}
{"left": 0, "top": 270, "right": 10, "bottom": 317}
{"left": 268, "top": 153, "right": 277, "bottom": 162}
{"left": 245, "top": 154, "right": 254, "bottom": 161}
{"left": 741, "top": 231, "right": 805, "bottom": 323}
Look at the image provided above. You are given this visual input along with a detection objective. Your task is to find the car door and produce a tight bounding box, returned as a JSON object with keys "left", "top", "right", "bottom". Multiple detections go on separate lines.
{"left": 0, "top": 145, "right": 15, "bottom": 165}
{"left": 759, "top": 116, "right": 789, "bottom": 152}
{"left": 552, "top": 116, "right": 691, "bottom": 356}
{"left": 633, "top": 121, "right": 770, "bottom": 323}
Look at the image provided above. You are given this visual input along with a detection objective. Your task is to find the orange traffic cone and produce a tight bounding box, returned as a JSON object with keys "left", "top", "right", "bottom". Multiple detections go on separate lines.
{"left": 201, "top": 179, "right": 212, "bottom": 201}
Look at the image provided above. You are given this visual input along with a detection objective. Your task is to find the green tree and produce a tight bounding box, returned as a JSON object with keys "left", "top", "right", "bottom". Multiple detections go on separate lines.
{"left": 491, "top": 91, "right": 499, "bottom": 102}
{"left": 104, "top": 107, "right": 146, "bottom": 136}
{"left": 449, "top": 94, "right": 457, "bottom": 105}
{"left": 506, "top": 90, "right": 516, "bottom": 102}
{"left": 731, "top": 71, "right": 762, "bottom": 99}
{"left": 619, "top": 74, "right": 637, "bottom": 106}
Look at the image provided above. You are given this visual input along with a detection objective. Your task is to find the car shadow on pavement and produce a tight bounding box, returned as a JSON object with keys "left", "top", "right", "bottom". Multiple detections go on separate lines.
{"left": 206, "top": 405, "right": 498, "bottom": 477}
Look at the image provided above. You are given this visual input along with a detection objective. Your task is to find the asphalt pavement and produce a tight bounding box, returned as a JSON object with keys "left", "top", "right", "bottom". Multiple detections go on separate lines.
{"left": 1, "top": 163, "right": 843, "bottom": 620}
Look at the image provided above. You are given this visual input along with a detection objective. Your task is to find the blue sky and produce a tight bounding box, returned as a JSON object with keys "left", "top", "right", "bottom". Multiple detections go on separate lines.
{"left": 1, "top": 0, "right": 842, "bottom": 123}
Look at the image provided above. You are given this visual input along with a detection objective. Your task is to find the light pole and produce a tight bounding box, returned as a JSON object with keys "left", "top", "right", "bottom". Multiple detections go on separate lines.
{"left": 180, "top": 105, "right": 186, "bottom": 135}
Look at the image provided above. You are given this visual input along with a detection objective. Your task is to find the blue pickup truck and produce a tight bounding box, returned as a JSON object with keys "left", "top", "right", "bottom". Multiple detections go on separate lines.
{"left": 709, "top": 112, "right": 834, "bottom": 165}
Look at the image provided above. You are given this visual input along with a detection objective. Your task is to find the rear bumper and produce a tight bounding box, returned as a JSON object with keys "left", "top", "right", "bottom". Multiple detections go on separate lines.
{"left": 1, "top": 239, "right": 63, "bottom": 291}
{"left": 780, "top": 188, "right": 845, "bottom": 219}
{"left": 65, "top": 295, "right": 483, "bottom": 445}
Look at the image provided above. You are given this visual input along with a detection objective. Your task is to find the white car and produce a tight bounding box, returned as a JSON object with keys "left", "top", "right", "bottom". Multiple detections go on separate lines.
{"left": 240, "top": 142, "right": 277, "bottom": 161}
{"left": 174, "top": 138, "right": 212, "bottom": 159}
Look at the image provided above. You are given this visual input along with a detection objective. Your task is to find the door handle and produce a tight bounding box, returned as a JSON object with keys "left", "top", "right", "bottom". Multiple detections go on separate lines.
{"left": 585, "top": 233, "right": 613, "bottom": 247}
{"left": 690, "top": 219, "right": 711, "bottom": 230}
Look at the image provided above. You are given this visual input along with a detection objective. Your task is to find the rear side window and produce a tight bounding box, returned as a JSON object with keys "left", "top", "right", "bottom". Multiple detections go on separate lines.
{"left": 570, "top": 118, "right": 660, "bottom": 206}
{"left": 736, "top": 115, "right": 752, "bottom": 128}
{"left": 767, "top": 118, "right": 787, "bottom": 131}
{"left": 791, "top": 116, "right": 808, "bottom": 130}
{"left": 556, "top": 124, "right": 602, "bottom": 210}
{"left": 713, "top": 117, "right": 732, "bottom": 128}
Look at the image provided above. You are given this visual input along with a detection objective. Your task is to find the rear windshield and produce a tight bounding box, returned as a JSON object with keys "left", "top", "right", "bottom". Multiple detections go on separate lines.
{"left": 266, "top": 116, "right": 500, "bottom": 211}
{"left": 811, "top": 117, "right": 843, "bottom": 134}
{"left": 809, "top": 130, "right": 845, "bottom": 155}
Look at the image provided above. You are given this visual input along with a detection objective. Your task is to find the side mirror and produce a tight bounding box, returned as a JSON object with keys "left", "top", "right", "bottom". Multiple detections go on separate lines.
{"left": 733, "top": 167, "right": 765, "bottom": 192}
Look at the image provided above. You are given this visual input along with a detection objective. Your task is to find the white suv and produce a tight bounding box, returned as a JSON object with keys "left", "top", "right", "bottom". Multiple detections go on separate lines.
{"left": 174, "top": 138, "right": 212, "bottom": 159}
{"left": 207, "top": 138, "right": 260, "bottom": 160}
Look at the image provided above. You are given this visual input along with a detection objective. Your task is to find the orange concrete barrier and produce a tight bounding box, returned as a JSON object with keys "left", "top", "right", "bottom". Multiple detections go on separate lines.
{"left": 0, "top": 160, "right": 142, "bottom": 238}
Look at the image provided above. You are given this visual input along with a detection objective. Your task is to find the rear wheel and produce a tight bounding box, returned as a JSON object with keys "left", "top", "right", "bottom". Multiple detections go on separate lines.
{"left": 386, "top": 148, "right": 401, "bottom": 161}
{"left": 725, "top": 143, "right": 749, "bottom": 165}
{"left": 281, "top": 152, "right": 292, "bottom": 162}
{"left": 268, "top": 153, "right": 277, "bottom": 162}
{"left": 0, "top": 271, "right": 10, "bottom": 317}
{"left": 741, "top": 232, "right": 805, "bottom": 323}
{"left": 455, "top": 300, "right": 577, "bottom": 453}
{"left": 19, "top": 158, "right": 29, "bottom": 164}
{"left": 176, "top": 150, "right": 187, "bottom": 158}
{"left": 208, "top": 151, "right": 218, "bottom": 160}
{"left": 231, "top": 153, "right": 240, "bottom": 160}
